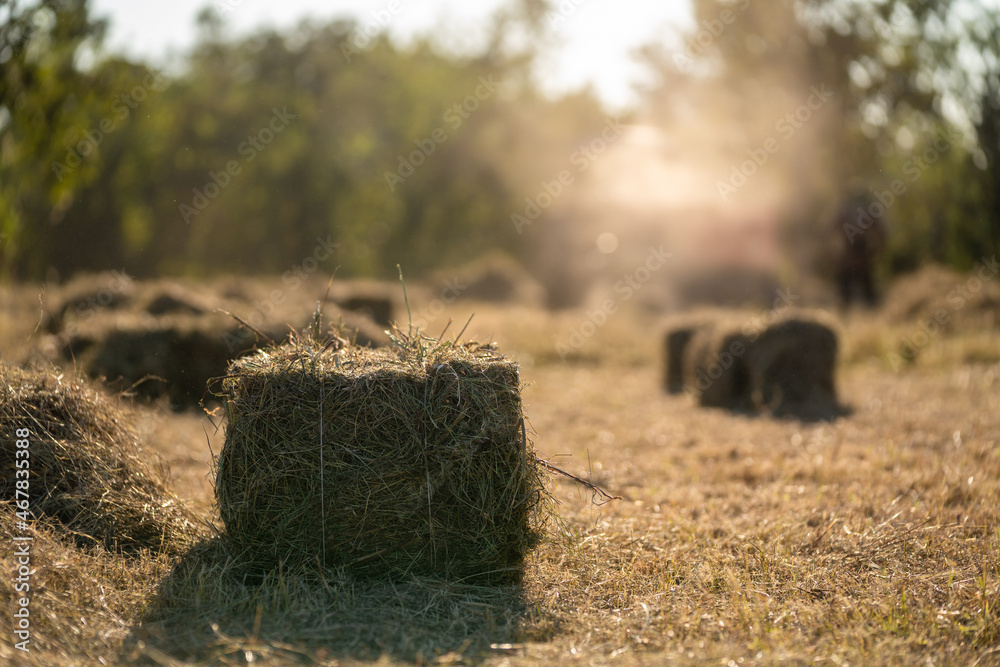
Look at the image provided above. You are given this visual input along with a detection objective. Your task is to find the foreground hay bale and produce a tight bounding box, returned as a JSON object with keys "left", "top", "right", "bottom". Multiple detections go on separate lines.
{"left": 215, "top": 335, "right": 546, "bottom": 583}
{"left": 0, "top": 366, "right": 201, "bottom": 555}
{"left": 745, "top": 316, "right": 839, "bottom": 419}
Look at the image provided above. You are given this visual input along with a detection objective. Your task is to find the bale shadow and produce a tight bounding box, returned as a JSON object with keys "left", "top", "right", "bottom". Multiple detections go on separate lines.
{"left": 123, "top": 536, "right": 532, "bottom": 665}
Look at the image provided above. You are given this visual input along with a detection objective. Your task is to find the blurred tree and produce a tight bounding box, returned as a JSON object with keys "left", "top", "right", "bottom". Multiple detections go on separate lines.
{"left": 1, "top": 0, "right": 109, "bottom": 279}
{"left": 2, "top": 0, "right": 613, "bottom": 282}
{"left": 636, "top": 0, "right": 1000, "bottom": 277}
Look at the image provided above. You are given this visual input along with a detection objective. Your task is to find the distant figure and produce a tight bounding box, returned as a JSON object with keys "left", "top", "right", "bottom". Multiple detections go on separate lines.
{"left": 830, "top": 190, "right": 886, "bottom": 307}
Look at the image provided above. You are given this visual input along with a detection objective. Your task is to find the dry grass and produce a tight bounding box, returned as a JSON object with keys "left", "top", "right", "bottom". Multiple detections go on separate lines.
{"left": 0, "top": 274, "right": 998, "bottom": 666}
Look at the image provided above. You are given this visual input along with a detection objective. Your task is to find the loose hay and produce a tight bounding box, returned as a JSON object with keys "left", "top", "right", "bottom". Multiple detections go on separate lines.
{"left": 215, "top": 333, "right": 547, "bottom": 583}
{"left": 0, "top": 365, "right": 202, "bottom": 555}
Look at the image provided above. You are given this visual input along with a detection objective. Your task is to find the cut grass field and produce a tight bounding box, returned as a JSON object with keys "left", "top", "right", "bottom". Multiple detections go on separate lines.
{"left": 1, "top": 276, "right": 999, "bottom": 666}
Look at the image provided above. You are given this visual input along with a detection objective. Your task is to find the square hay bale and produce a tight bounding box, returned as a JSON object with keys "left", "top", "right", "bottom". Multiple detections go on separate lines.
{"left": 663, "top": 327, "right": 698, "bottom": 394}
{"left": 745, "top": 315, "right": 839, "bottom": 419}
{"left": 682, "top": 324, "right": 752, "bottom": 409}
{"left": 662, "top": 314, "right": 717, "bottom": 394}
{"left": 215, "top": 336, "right": 546, "bottom": 583}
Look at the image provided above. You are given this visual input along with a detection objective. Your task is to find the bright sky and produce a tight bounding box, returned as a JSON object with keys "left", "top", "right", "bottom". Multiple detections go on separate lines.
{"left": 90, "top": 0, "right": 693, "bottom": 111}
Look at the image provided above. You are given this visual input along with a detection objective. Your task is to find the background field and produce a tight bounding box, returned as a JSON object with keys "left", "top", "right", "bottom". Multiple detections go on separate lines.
{"left": 1, "top": 271, "right": 998, "bottom": 667}
{"left": 4, "top": 0, "right": 1000, "bottom": 663}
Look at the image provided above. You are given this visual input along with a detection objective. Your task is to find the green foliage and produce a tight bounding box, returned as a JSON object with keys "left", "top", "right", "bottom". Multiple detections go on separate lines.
{"left": 2, "top": 0, "right": 610, "bottom": 281}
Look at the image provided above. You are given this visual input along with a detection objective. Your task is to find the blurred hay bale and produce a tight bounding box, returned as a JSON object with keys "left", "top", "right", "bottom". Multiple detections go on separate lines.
{"left": 662, "top": 315, "right": 714, "bottom": 394}
{"left": 663, "top": 328, "right": 696, "bottom": 393}
{"left": 44, "top": 270, "right": 136, "bottom": 333}
{"left": 338, "top": 295, "right": 394, "bottom": 327}
{"left": 87, "top": 314, "right": 240, "bottom": 407}
{"left": 41, "top": 312, "right": 258, "bottom": 408}
{"left": 443, "top": 252, "right": 546, "bottom": 306}
{"left": 883, "top": 264, "right": 963, "bottom": 325}
{"left": 682, "top": 323, "right": 752, "bottom": 409}
{"left": 215, "top": 334, "right": 547, "bottom": 583}
{"left": 0, "top": 365, "right": 202, "bottom": 555}
{"left": 745, "top": 314, "right": 839, "bottom": 420}
{"left": 325, "top": 281, "right": 396, "bottom": 327}
{"left": 678, "top": 311, "right": 840, "bottom": 419}
{"left": 883, "top": 264, "right": 999, "bottom": 331}
{"left": 40, "top": 299, "right": 387, "bottom": 408}
{"left": 331, "top": 310, "right": 390, "bottom": 347}
{"left": 143, "top": 283, "right": 210, "bottom": 316}
{"left": 675, "top": 267, "right": 781, "bottom": 309}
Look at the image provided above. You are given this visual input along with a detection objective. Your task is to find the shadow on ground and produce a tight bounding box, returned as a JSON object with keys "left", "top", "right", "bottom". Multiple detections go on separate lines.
{"left": 122, "top": 536, "right": 532, "bottom": 665}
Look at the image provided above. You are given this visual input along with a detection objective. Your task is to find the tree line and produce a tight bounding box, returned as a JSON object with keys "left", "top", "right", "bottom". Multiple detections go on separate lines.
{"left": 2, "top": 0, "right": 998, "bottom": 284}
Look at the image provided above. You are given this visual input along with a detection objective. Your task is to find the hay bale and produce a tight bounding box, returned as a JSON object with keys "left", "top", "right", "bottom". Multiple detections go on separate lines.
{"left": 338, "top": 295, "right": 393, "bottom": 327}
{"left": 41, "top": 293, "right": 388, "bottom": 409}
{"left": 675, "top": 267, "right": 781, "bottom": 309}
{"left": 0, "top": 365, "right": 201, "bottom": 554}
{"left": 441, "top": 252, "right": 546, "bottom": 306}
{"left": 662, "top": 313, "right": 718, "bottom": 394}
{"left": 40, "top": 312, "right": 254, "bottom": 408}
{"left": 88, "top": 317, "right": 238, "bottom": 407}
{"left": 682, "top": 324, "right": 752, "bottom": 409}
{"left": 333, "top": 311, "right": 390, "bottom": 347}
{"left": 215, "top": 335, "right": 546, "bottom": 583}
{"left": 883, "top": 264, "right": 1000, "bottom": 331}
{"left": 322, "top": 280, "right": 397, "bottom": 327}
{"left": 745, "top": 316, "right": 839, "bottom": 420}
{"left": 45, "top": 271, "right": 136, "bottom": 333}
{"left": 143, "top": 284, "right": 209, "bottom": 316}
{"left": 882, "top": 264, "right": 963, "bottom": 324}
{"left": 663, "top": 327, "right": 698, "bottom": 394}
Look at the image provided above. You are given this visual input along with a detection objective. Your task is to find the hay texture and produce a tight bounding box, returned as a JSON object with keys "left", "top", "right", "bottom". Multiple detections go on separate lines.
{"left": 215, "top": 334, "right": 546, "bottom": 583}
{"left": 0, "top": 365, "right": 201, "bottom": 555}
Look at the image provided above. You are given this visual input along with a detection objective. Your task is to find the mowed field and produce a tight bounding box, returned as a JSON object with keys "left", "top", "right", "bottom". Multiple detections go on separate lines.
{"left": 1, "top": 272, "right": 999, "bottom": 666}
